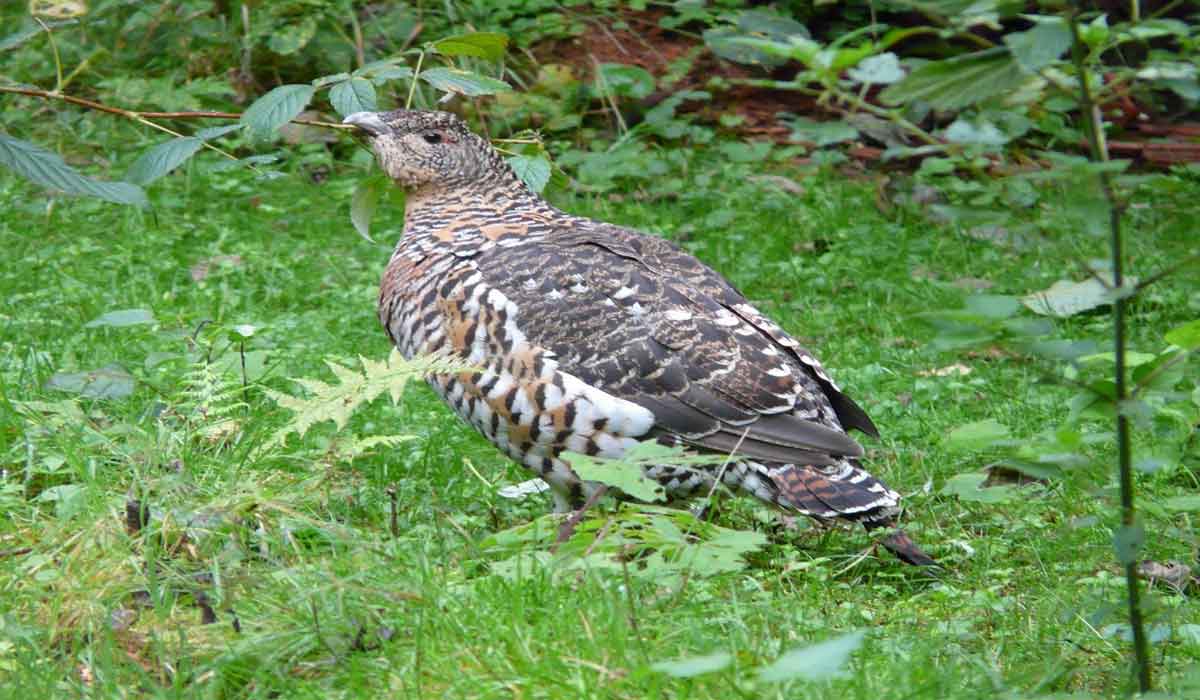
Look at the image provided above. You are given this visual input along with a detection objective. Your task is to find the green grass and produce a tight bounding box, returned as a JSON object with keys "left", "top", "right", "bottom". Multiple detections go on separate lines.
{"left": 1, "top": 141, "right": 1198, "bottom": 699}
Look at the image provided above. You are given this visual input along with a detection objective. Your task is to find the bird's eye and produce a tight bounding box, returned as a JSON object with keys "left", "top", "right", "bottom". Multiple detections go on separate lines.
{"left": 422, "top": 131, "right": 442, "bottom": 145}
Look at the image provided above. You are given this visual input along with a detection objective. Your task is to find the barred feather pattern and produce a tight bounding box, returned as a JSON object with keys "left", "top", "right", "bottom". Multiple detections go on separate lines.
{"left": 363, "top": 109, "right": 906, "bottom": 528}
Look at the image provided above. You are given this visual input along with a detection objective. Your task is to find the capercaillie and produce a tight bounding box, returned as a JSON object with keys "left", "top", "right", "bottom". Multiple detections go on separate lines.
{"left": 344, "top": 109, "right": 933, "bottom": 565}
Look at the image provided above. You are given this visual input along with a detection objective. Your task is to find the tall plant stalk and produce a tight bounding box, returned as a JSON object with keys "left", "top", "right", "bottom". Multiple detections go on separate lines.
{"left": 1067, "top": 11, "right": 1151, "bottom": 693}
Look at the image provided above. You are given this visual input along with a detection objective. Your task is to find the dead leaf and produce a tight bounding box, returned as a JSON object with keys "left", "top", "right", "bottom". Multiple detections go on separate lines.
{"left": 1138, "top": 560, "right": 1193, "bottom": 593}
{"left": 190, "top": 254, "right": 243, "bottom": 282}
{"left": 750, "top": 174, "right": 805, "bottom": 195}
{"left": 917, "top": 363, "right": 972, "bottom": 377}
{"left": 953, "top": 277, "right": 995, "bottom": 291}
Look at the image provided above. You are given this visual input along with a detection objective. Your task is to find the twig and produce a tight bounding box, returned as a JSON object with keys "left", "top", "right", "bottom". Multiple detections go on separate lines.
{"left": 1134, "top": 252, "right": 1200, "bottom": 293}
{"left": 0, "top": 86, "right": 347, "bottom": 128}
{"left": 1069, "top": 11, "right": 1152, "bottom": 693}
{"left": 550, "top": 485, "right": 607, "bottom": 553}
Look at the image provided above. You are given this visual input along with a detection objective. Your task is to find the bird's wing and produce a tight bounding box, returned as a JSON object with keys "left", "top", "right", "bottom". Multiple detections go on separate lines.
{"left": 472, "top": 222, "right": 877, "bottom": 466}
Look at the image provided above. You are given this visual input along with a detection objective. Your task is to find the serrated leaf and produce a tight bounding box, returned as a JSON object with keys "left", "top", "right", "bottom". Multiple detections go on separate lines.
{"left": 354, "top": 60, "right": 414, "bottom": 84}
{"left": 84, "top": 308, "right": 156, "bottom": 328}
{"left": 419, "top": 67, "right": 510, "bottom": 97}
{"left": 945, "top": 419, "right": 1010, "bottom": 451}
{"left": 1004, "top": 19, "right": 1071, "bottom": 73}
{"left": 758, "top": 631, "right": 866, "bottom": 682}
{"left": 944, "top": 118, "right": 1009, "bottom": 146}
{"left": 312, "top": 72, "right": 352, "bottom": 88}
{"left": 848, "top": 52, "right": 903, "bottom": 85}
{"left": 241, "top": 84, "right": 316, "bottom": 137}
{"left": 0, "top": 132, "right": 147, "bottom": 207}
{"left": 1113, "top": 523, "right": 1144, "bottom": 565}
{"left": 329, "top": 78, "right": 377, "bottom": 117}
{"left": 126, "top": 136, "right": 204, "bottom": 185}
{"left": 262, "top": 350, "right": 466, "bottom": 450}
{"left": 880, "top": 49, "right": 1027, "bottom": 110}
{"left": 432, "top": 32, "right": 509, "bottom": 61}
{"left": 195, "top": 124, "right": 244, "bottom": 140}
{"left": 651, "top": 652, "right": 732, "bottom": 678}
{"left": 567, "top": 454, "right": 667, "bottom": 502}
{"left": 594, "top": 63, "right": 655, "bottom": 100}
{"left": 350, "top": 177, "right": 383, "bottom": 242}
{"left": 784, "top": 116, "right": 858, "bottom": 146}
{"left": 1165, "top": 320, "right": 1200, "bottom": 350}
{"left": 507, "top": 154, "right": 551, "bottom": 193}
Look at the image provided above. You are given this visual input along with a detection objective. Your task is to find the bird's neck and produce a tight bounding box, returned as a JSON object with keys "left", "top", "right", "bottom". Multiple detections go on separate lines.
{"left": 402, "top": 183, "right": 557, "bottom": 230}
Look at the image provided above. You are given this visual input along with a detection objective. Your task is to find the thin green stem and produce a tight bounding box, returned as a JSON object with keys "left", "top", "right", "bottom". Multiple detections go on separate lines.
{"left": 1069, "top": 9, "right": 1151, "bottom": 693}
{"left": 406, "top": 51, "right": 425, "bottom": 109}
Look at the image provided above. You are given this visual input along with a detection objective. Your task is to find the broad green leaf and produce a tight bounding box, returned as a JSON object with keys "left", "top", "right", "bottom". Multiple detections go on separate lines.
{"left": 268, "top": 16, "right": 316, "bottom": 55}
{"left": 651, "top": 652, "right": 732, "bottom": 678}
{"left": 85, "top": 308, "right": 156, "bottom": 328}
{"left": 1164, "top": 495, "right": 1200, "bottom": 513}
{"left": 241, "top": 84, "right": 316, "bottom": 137}
{"left": 785, "top": 116, "right": 858, "bottom": 146}
{"left": 1112, "top": 523, "right": 1144, "bottom": 565}
{"left": 330, "top": 77, "right": 377, "bottom": 117}
{"left": 419, "top": 67, "right": 510, "bottom": 97}
{"left": 507, "top": 154, "right": 552, "bottom": 193}
{"left": 944, "top": 118, "right": 1009, "bottom": 146}
{"left": 703, "top": 10, "right": 809, "bottom": 68}
{"left": 594, "top": 63, "right": 655, "bottom": 100}
{"left": 880, "top": 49, "right": 1027, "bottom": 110}
{"left": 963, "top": 294, "right": 1020, "bottom": 318}
{"left": 941, "top": 472, "right": 1020, "bottom": 504}
{"left": 758, "top": 631, "right": 866, "bottom": 682}
{"left": 567, "top": 455, "right": 667, "bottom": 502}
{"left": 350, "top": 177, "right": 383, "bottom": 242}
{"left": 354, "top": 59, "right": 414, "bottom": 84}
{"left": 848, "top": 52, "right": 903, "bottom": 84}
{"left": 1165, "top": 320, "right": 1200, "bottom": 350}
{"left": 1004, "top": 19, "right": 1071, "bottom": 73}
{"left": 432, "top": 32, "right": 509, "bottom": 61}
{"left": 0, "top": 132, "right": 147, "bottom": 207}
{"left": 945, "top": 419, "right": 1010, "bottom": 451}
{"left": 195, "top": 124, "right": 244, "bottom": 140}
{"left": 126, "top": 136, "right": 204, "bottom": 185}
{"left": 312, "top": 72, "right": 352, "bottom": 88}
{"left": 46, "top": 364, "right": 135, "bottom": 399}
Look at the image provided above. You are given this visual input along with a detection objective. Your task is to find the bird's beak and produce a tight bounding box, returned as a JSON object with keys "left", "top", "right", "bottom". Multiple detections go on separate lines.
{"left": 343, "top": 111, "right": 388, "bottom": 137}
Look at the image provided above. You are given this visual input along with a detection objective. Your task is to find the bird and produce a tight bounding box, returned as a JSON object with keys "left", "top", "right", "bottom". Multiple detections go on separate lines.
{"left": 343, "top": 109, "right": 933, "bottom": 566}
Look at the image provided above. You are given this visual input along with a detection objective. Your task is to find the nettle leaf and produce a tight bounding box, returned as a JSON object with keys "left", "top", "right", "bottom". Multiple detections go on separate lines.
{"left": 241, "top": 84, "right": 316, "bottom": 137}
{"left": 85, "top": 308, "right": 156, "bottom": 328}
{"left": 1004, "top": 18, "right": 1071, "bottom": 73}
{"left": 759, "top": 631, "right": 866, "bottom": 683}
{"left": 329, "top": 77, "right": 377, "bottom": 117}
{"left": 848, "top": 52, "right": 903, "bottom": 85}
{"left": 881, "top": 49, "right": 1027, "bottom": 111}
{"left": 1165, "top": 320, "right": 1200, "bottom": 350}
{"left": 419, "top": 67, "right": 510, "bottom": 97}
{"left": 354, "top": 59, "right": 414, "bottom": 84}
{"left": 127, "top": 136, "right": 204, "bottom": 185}
{"left": 651, "top": 652, "right": 732, "bottom": 678}
{"left": 268, "top": 16, "right": 316, "bottom": 55}
{"left": 945, "top": 419, "right": 1011, "bottom": 451}
{"left": 432, "top": 32, "right": 509, "bottom": 61}
{"left": 507, "top": 154, "right": 552, "bottom": 193}
{"left": 566, "top": 453, "right": 667, "bottom": 503}
{"left": 350, "top": 176, "right": 384, "bottom": 242}
{"left": 195, "top": 124, "right": 244, "bottom": 140}
{"left": 0, "top": 132, "right": 147, "bottom": 207}
{"left": 944, "top": 118, "right": 1009, "bottom": 146}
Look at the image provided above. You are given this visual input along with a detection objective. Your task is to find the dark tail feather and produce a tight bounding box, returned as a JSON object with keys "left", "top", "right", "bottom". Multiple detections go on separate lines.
{"left": 767, "top": 462, "right": 901, "bottom": 524}
{"left": 878, "top": 529, "right": 937, "bottom": 567}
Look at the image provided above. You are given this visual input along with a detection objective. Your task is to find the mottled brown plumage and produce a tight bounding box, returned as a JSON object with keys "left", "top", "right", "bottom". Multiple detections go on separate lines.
{"left": 344, "top": 109, "right": 932, "bottom": 565}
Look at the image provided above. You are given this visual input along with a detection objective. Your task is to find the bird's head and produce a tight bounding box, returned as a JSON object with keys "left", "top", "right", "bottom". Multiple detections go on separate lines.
{"left": 343, "top": 109, "right": 513, "bottom": 193}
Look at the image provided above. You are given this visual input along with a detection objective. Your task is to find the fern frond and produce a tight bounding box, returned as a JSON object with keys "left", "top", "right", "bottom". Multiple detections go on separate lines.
{"left": 262, "top": 349, "right": 466, "bottom": 451}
